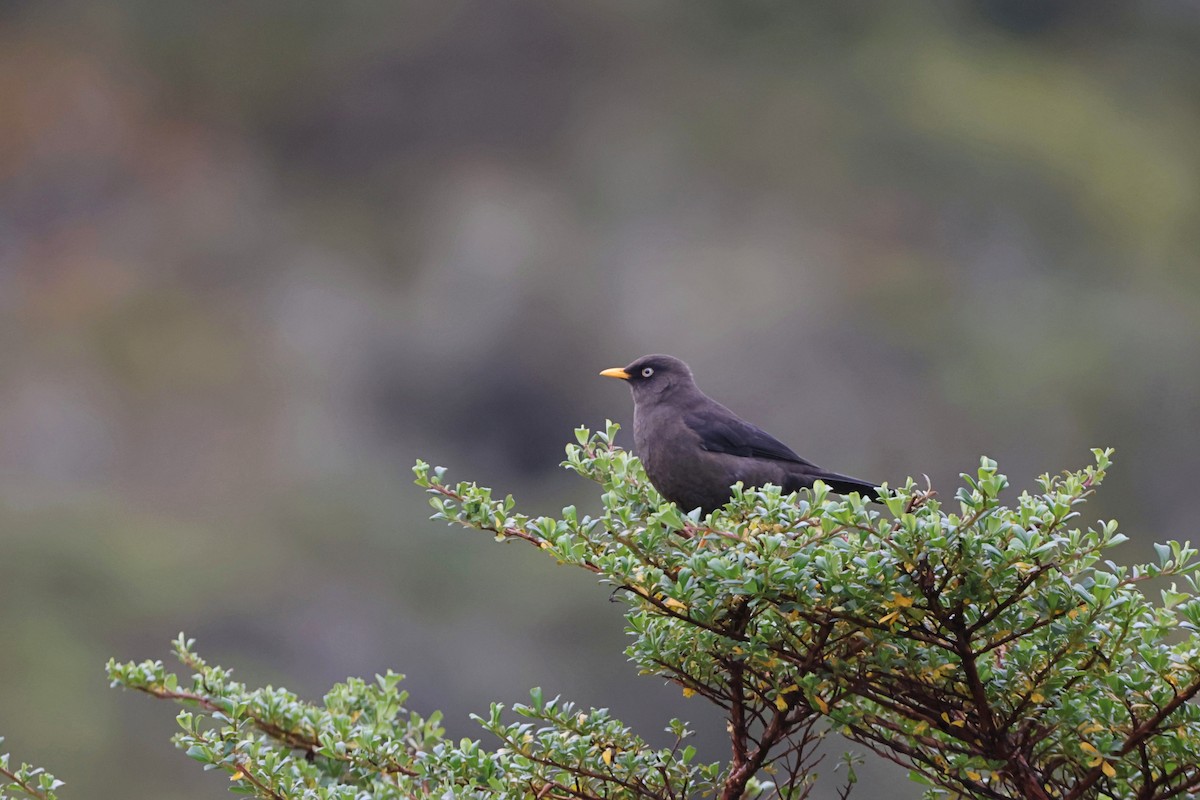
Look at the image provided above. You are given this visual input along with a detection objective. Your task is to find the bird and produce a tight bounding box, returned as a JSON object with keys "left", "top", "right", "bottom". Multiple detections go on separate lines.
{"left": 600, "top": 354, "right": 879, "bottom": 515}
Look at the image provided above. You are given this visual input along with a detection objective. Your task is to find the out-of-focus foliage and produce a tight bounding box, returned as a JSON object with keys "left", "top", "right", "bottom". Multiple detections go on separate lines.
{"left": 3, "top": 2, "right": 1200, "bottom": 798}
{"left": 110, "top": 427, "right": 1200, "bottom": 799}
{"left": 1, "top": 739, "right": 61, "bottom": 800}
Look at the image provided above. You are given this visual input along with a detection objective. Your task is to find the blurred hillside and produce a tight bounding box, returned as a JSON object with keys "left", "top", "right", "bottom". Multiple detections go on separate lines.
{"left": 1, "top": 2, "right": 1198, "bottom": 798}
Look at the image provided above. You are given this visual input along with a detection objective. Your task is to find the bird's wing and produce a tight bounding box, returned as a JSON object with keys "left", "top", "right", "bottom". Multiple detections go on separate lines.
{"left": 684, "top": 410, "right": 821, "bottom": 468}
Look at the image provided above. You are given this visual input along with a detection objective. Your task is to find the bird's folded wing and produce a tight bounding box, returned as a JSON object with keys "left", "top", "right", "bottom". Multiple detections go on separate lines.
{"left": 685, "top": 411, "right": 820, "bottom": 467}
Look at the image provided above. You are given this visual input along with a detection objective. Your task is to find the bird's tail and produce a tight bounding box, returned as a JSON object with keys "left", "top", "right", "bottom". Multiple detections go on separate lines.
{"left": 815, "top": 471, "right": 880, "bottom": 502}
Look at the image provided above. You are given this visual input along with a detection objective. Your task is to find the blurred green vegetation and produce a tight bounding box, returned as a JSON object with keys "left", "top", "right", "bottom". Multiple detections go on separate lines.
{"left": 1, "top": 2, "right": 1198, "bottom": 798}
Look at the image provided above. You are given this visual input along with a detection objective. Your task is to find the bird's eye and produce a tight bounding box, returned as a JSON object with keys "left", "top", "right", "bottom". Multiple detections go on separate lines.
{"left": 641, "top": 367, "right": 654, "bottom": 377}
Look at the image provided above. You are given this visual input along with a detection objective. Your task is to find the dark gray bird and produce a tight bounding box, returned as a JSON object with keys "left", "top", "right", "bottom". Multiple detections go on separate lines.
{"left": 600, "top": 355, "right": 879, "bottom": 515}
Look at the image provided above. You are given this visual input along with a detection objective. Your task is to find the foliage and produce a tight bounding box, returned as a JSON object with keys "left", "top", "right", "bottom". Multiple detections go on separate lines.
{"left": 0, "top": 739, "right": 61, "bottom": 800}
{"left": 108, "top": 423, "right": 1200, "bottom": 799}
{"left": 108, "top": 635, "right": 716, "bottom": 800}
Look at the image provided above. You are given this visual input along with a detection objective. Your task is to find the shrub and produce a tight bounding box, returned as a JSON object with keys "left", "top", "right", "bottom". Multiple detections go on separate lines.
{"left": 108, "top": 423, "right": 1200, "bottom": 799}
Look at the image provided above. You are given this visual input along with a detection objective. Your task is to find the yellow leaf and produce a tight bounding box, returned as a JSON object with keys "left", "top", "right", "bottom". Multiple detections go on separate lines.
{"left": 813, "top": 695, "right": 829, "bottom": 714}
{"left": 682, "top": 687, "right": 696, "bottom": 698}
{"left": 1079, "top": 742, "right": 1099, "bottom": 756}
{"left": 539, "top": 540, "right": 552, "bottom": 549}
{"left": 774, "top": 695, "right": 789, "bottom": 711}
{"left": 1101, "top": 761, "right": 1116, "bottom": 779}
{"left": 966, "top": 771, "right": 982, "bottom": 782}
{"left": 892, "top": 593, "right": 914, "bottom": 608}
{"left": 913, "top": 722, "right": 928, "bottom": 735}
{"left": 941, "top": 712, "right": 951, "bottom": 724}
{"left": 878, "top": 611, "right": 901, "bottom": 625}
{"left": 230, "top": 771, "right": 245, "bottom": 782}
{"left": 1030, "top": 692, "right": 1045, "bottom": 704}
{"left": 602, "top": 748, "right": 614, "bottom": 766}
{"left": 664, "top": 597, "right": 687, "bottom": 611}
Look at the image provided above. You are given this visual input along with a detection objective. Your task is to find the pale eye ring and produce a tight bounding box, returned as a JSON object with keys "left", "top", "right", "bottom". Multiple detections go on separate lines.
{"left": 641, "top": 367, "right": 654, "bottom": 377}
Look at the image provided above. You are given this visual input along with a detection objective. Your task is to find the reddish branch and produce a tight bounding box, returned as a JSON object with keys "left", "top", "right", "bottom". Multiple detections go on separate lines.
{"left": 0, "top": 763, "right": 53, "bottom": 800}
{"left": 720, "top": 709, "right": 791, "bottom": 800}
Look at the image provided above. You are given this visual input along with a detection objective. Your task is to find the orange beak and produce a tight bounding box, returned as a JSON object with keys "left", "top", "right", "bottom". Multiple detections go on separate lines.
{"left": 599, "top": 367, "right": 630, "bottom": 380}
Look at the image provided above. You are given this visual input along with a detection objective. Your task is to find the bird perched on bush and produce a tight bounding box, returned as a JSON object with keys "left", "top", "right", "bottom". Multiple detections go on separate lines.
{"left": 601, "top": 355, "right": 879, "bottom": 515}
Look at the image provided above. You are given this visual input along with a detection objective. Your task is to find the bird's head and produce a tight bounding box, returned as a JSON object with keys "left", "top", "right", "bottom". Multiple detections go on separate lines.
{"left": 600, "top": 354, "right": 696, "bottom": 404}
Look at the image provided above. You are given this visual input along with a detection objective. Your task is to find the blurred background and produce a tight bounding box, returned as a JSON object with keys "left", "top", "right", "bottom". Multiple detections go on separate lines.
{"left": 1, "top": 1, "right": 1198, "bottom": 797}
